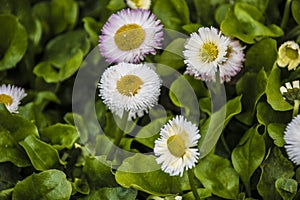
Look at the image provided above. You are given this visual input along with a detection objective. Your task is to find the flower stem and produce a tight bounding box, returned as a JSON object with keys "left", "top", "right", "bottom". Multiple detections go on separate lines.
{"left": 188, "top": 168, "right": 200, "bottom": 200}
{"left": 280, "top": 0, "right": 292, "bottom": 29}
{"left": 293, "top": 100, "right": 299, "bottom": 117}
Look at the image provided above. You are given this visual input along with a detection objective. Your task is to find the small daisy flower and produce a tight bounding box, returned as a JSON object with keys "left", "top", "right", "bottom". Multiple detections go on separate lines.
{"left": 183, "top": 27, "right": 230, "bottom": 82}
{"left": 98, "top": 62, "right": 161, "bottom": 120}
{"left": 0, "top": 84, "right": 27, "bottom": 113}
{"left": 126, "top": 0, "right": 151, "bottom": 9}
{"left": 280, "top": 80, "right": 300, "bottom": 104}
{"left": 99, "top": 8, "right": 163, "bottom": 64}
{"left": 218, "top": 39, "right": 245, "bottom": 82}
{"left": 284, "top": 114, "right": 300, "bottom": 165}
{"left": 154, "top": 115, "right": 200, "bottom": 176}
{"left": 277, "top": 41, "right": 300, "bottom": 70}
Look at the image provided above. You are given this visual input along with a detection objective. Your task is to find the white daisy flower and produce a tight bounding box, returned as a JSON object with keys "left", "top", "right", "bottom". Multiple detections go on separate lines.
{"left": 154, "top": 115, "right": 200, "bottom": 176}
{"left": 99, "top": 8, "right": 163, "bottom": 64}
{"left": 183, "top": 27, "right": 230, "bottom": 82}
{"left": 218, "top": 39, "right": 245, "bottom": 82}
{"left": 98, "top": 62, "right": 161, "bottom": 120}
{"left": 126, "top": 0, "right": 151, "bottom": 9}
{"left": 277, "top": 41, "right": 300, "bottom": 71}
{"left": 0, "top": 84, "right": 27, "bottom": 113}
{"left": 284, "top": 114, "right": 300, "bottom": 165}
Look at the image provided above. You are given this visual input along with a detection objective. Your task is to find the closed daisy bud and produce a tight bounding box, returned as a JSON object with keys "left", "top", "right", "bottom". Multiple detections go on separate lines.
{"left": 284, "top": 114, "right": 300, "bottom": 165}
{"left": 280, "top": 80, "right": 300, "bottom": 104}
{"left": 154, "top": 115, "right": 200, "bottom": 176}
{"left": 99, "top": 8, "right": 163, "bottom": 64}
{"left": 0, "top": 84, "right": 27, "bottom": 113}
{"left": 126, "top": 0, "right": 151, "bottom": 9}
{"left": 183, "top": 27, "right": 230, "bottom": 82}
{"left": 98, "top": 62, "right": 161, "bottom": 120}
{"left": 277, "top": 41, "right": 300, "bottom": 71}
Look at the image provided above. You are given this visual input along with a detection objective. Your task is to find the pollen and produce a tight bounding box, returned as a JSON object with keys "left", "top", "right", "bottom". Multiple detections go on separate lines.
{"left": 114, "top": 24, "right": 145, "bottom": 51}
{"left": 200, "top": 42, "right": 219, "bottom": 63}
{"left": 0, "top": 94, "right": 13, "bottom": 106}
{"left": 167, "top": 134, "right": 186, "bottom": 157}
{"left": 117, "top": 75, "right": 144, "bottom": 96}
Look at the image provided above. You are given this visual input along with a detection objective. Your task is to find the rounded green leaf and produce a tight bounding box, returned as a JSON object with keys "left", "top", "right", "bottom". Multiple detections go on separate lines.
{"left": 78, "top": 187, "right": 137, "bottom": 200}
{"left": 153, "top": 0, "right": 190, "bottom": 30}
{"left": 257, "top": 147, "right": 294, "bottom": 200}
{"left": 232, "top": 126, "right": 265, "bottom": 194}
{"left": 292, "top": 0, "right": 300, "bottom": 25}
{"left": 267, "top": 123, "right": 286, "bottom": 147}
{"left": 115, "top": 154, "right": 182, "bottom": 196}
{"left": 275, "top": 178, "right": 297, "bottom": 200}
{"left": 12, "top": 169, "right": 72, "bottom": 200}
{"left": 19, "top": 135, "right": 66, "bottom": 171}
{"left": 195, "top": 154, "right": 239, "bottom": 199}
{"left": 0, "top": 14, "right": 28, "bottom": 70}
{"left": 40, "top": 123, "right": 79, "bottom": 150}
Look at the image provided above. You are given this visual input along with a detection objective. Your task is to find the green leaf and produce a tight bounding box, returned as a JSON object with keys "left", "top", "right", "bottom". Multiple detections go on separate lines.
{"left": 267, "top": 123, "right": 286, "bottom": 147}
{"left": 153, "top": 0, "right": 190, "bottom": 30}
{"left": 134, "top": 117, "right": 168, "bottom": 148}
{"left": 33, "top": 0, "right": 78, "bottom": 36}
{"left": 195, "top": 154, "right": 239, "bottom": 199}
{"left": 199, "top": 95, "right": 242, "bottom": 158}
{"left": 275, "top": 178, "right": 297, "bottom": 200}
{"left": 12, "top": 169, "right": 72, "bottom": 200}
{"left": 182, "top": 188, "right": 212, "bottom": 200}
{"left": 182, "top": 23, "right": 202, "bottom": 33}
{"left": 244, "top": 38, "right": 277, "bottom": 73}
{"left": 73, "top": 178, "right": 90, "bottom": 195}
{"left": 83, "top": 156, "right": 118, "bottom": 188}
{"left": 292, "top": 0, "right": 300, "bottom": 25}
{"left": 221, "top": 3, "right": 283, "bottom": 44}
{"left": 159, "top": 38, "right": 186, "bottom": 70}
{"left": 83, "top": 17, "right": 102, "bottom": 45}
{"left": 19, "top": 135, "right": 66, "bottom": 171}
{"left": 232, "top": 126, "right": 265, "bottom": 194}
{"left": 115, "top": 154, "right": 181, "bottom": 196}
{"left": 256, "top": 102, "right": 291, "bottom": 126}
{"left": 266, "top": 64, "right": 293, "bottom": 111}
{"left": 0, "top": 14, "right": 28, "bottom": 70}
{"left": 236, "top": 68, "right": 267, "bottom": 125}
{"left": 0, "top": 188, "right": 13, "bottom": 200}
{"left": 0, "top": 126, "right": 31, "bottom": 167}
{"left": 257, "top": 147, "right": 294, "bottom": 200}
{"left": 169, "top": 75, "right": 200, "bottom": 123}
{"left": 215, "top": 4, "right": 232, "bottom": 25}
{"left": 0, "top": 163, "right": 21, "bottom": 190}
{"left": 40, "top": 123, "right": 79, "bottom": 150}
{"left": 78, "top": 187, "right": 137, "bottom": 200}
{"left": 107, "top": 0, "right": 126, "bottom": 11}
{"left": 236, "top": 0, "right": 270, "bottom": 13}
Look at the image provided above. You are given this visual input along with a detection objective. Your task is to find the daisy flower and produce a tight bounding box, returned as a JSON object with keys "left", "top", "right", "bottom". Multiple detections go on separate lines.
{"left": 280, "top": 80, "right": 300, "bottom": 104}
{"left": 98, "top": 62, "right": 161, "bottom": 120}
{"left": 126, "top": 0, "right": 151, "bottom": 9}
{"left": 277, "top": 41, "right": 300, "bottom": 71}
{"left": 183, "top": 27, "right": 230, "bottom": 82}
{"left": 218, "top": 39, "right": 245, "bottom": 82}
{"left": 154, "top": 115, "right": 200, "bottom": 176}
{"left": 284, "top": 114, "right": 300, "bottom": 165}
{"left": 99, "top": 8, "right": 163, "bottom": 64}
{"left": 0, "top": 84, "right": 27, "bottom": 113}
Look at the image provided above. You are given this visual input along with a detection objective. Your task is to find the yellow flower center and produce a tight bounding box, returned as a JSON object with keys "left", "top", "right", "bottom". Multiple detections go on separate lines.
{"left": 116, "top": 75, "right": 144, "bottom": 96}
{"left": 114, "top": 24, "right": 145, "bottom": 51}
{"left": 167, "top": 134, "right": 186, "bottom": 157}
{"left": 200, "top": 42, "right": 219, "bottom": 63}
{"left": 0, "top": 94, "right": 13, "bottom": 106}
{"left": 286, "top": 47, "right": 298, "bottom": 60}
{"left": 131, "top": 0, "right": 143, "bottom": 7}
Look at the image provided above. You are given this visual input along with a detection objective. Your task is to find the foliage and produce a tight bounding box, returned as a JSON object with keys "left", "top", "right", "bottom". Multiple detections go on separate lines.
{"left": 0, "top": 0, "right": 300, "bottom": 199}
